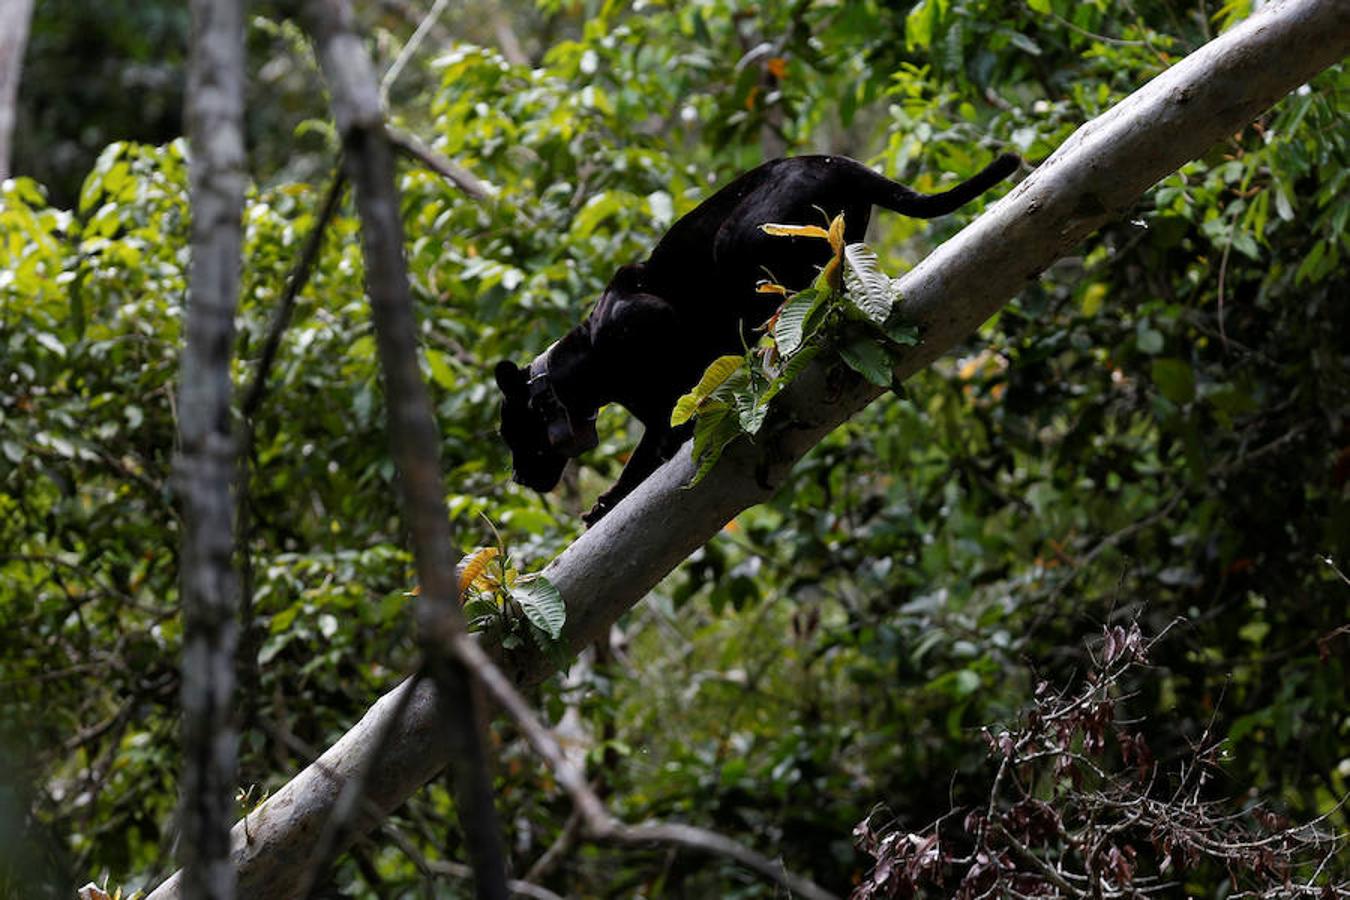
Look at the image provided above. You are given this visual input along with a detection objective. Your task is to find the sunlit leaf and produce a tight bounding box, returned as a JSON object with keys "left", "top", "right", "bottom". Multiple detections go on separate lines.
{"left": 671, "top": 354, "right": 745, "bottom": 426}
{"left": 827, "top": 213, "right": 846, "bottom": 257}
{"left": 760, "top": 222, "right": 830, "bottom": 240}
{"left": 458, "top": 546, "right": 501, "bottom": 596}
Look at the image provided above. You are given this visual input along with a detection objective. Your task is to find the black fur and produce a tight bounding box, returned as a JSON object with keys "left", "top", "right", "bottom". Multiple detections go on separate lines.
{"left": 495, "top": 153, "right": 1019, "bottom": 524}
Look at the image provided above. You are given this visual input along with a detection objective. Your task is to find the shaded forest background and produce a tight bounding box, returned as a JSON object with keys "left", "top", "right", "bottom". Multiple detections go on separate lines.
{"left": 1, "top": 0, "right": 1347, "bottom": 896}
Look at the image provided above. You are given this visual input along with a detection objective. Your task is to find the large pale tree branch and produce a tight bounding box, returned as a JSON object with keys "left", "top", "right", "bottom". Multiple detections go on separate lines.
{"left": 146, "top": 1, "right": 1350, "bottom": 897}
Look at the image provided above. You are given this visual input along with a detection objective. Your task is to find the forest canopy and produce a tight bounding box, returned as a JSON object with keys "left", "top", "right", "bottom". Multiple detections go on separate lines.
{"left": 1, "top": 0, "right": 1347, "bottom": 897}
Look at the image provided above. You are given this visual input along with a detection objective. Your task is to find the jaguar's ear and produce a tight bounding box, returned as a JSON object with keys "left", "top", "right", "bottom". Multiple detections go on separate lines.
{"left": 494, "top": 360, "right": 527, "bottom": 396}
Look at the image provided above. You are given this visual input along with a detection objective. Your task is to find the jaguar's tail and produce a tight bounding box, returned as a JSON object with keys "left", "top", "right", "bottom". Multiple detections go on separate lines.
{"left": 849, "top": 153, "right": 1020, "bottom": 219}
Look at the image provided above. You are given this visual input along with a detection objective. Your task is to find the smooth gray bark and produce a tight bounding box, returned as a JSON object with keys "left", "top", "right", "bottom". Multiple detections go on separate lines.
{"left": 176, "top": 1, "right": 247, "bottom": 898}
{"left": 146, "top": 1, "right": 1350, "bottom": 897}
{"left": 0, "top": 0, "right": 34, "bottom": 180}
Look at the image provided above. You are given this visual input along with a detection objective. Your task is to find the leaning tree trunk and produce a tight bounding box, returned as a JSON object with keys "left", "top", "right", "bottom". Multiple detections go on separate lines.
{"left": 175, "top": 1, "right": 247, "bottom": 898}
{"left": 0, "top": 0, "right": 35, "bottom": 180}
{"left": 145, "top": 1, "right": 1350, "bottom": 897}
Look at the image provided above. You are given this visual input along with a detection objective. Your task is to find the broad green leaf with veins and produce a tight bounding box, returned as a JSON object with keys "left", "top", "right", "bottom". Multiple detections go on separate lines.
{"left": 773, "top": 288, "right": 822, "bottom": 357}
{"left": 511, "top": 575, "right": 566, "bottom": 640}
{"left": 843, "top": 243, "right": 896, "bottom": 324}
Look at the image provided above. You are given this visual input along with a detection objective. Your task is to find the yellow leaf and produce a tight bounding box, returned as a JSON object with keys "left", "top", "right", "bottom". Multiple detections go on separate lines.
{"left": 760, "top": 222, "right": 830, "bottom": 240}
{"left": 458, "top": 546, "right": 501, "bottom": 596}
{"left": 756, "top": 280, "right": 788, "bottom": 295}
{"left": 827, "top": 213, "right": 845, "bottom": 256}
{"left": 671, "top": 354, "right": 744, "bottom": 426}
{"left": 670, "top": 394, "right": 699, "bottom": 426}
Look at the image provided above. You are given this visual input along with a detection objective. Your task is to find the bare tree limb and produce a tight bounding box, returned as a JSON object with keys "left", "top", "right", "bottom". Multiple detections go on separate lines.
{"left": 385, "top": 125, "right": 494, "bottom": 201}
{"left": 288, "top": 1, "right": 510, "bottom": 898}
{"left": 237, "top": 166, "right": 347, "bottom": 747}
{"left": 522, "top": 808, "right": 582, "bottom": 884}
{"left": 454, "top": 634, "right": 840, "bottom": 900}
{"left": 289, "top": 670, "right": 428, "bottom": 898}
{"left": 379, "top": 0, "right": 451, "bottom": 106}
{"left": 240, "top": 168, "right": 347, "bottom": 420}
{"left": 176, "top": 0, "right": 247, "bottom": 897}
{"left": 381, "top": 823, "right": 567, "bottom": 900}
{"left": 493, "top": 14, "right": 530, "bottom": 67}
{"left": 146, "top": 2, "right": 1350, "bottom": 898}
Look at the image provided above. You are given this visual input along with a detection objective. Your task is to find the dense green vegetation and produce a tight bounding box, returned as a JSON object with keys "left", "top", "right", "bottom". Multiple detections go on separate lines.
{"left": 2, "top": 0, "right": 1346, "bottom": 896}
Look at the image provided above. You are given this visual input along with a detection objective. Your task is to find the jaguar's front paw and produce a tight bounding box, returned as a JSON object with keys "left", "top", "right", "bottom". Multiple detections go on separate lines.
{"left": 581, "top": 497, "right": 612, "bottom": 527}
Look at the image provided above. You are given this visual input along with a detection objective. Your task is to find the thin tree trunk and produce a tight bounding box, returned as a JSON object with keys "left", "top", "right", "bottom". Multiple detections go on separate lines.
{"left": 146, "top": 1, "right": 1350, "bottom": 896}
{"left": 0, "top": 0, "right": 35, "bottom": 179}
{"left": 176, "top": 0, "right": 247, "bottom": 898}
{"left": 287, "top": 1, "right": 510, "bottom": 897}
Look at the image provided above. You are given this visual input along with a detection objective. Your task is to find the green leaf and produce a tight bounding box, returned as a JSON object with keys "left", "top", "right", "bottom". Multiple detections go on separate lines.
{"left": 689, "top": 407, "right": 743, "bottom": 485}
{"left": 78, "top": 142, "right": 125, "bottom": 215}
{"left": 511, "top": 575, "right": 565, "bottom": 640}
{"left": 838, "top": 337, "right": 894, "bottom": 388}
{"left": 35, "top": 332, "right": 66, "bottom": 358}
{"left": 1151, "top": 358, "right": 1195, "bottom": 405}
{"left": 425, "top": 349, "right": 457, "bottom": 390}
{"left": 1273, "top": 184, "right": 1295, "bottom": 222}
{"left": 842, "top": 243, "right": 894, "bottom": 324}
{"left": 760, "top": 342, "right": 821, "bottom": 409}
{"left": 1238, "top": 621, "right": 1269, "bottom": 645}
{"left": 1008, "top": 32, "right": 1042, "bottom": 56}
{"left": 270, "top": 605, "right": 299, "bottom": 634}
{"left": 735, "top": 391, "right": 768, "bottom": 435}
{"left": 463, "top": 598, "right": 500, "bottom": 630}
{"left": 671, "top": 354, "right": 745, "bottom": 426}
{"left": 1206, "top": 384, "right": 1258, "bottom": 417}
{"left": 773, "top": 288, "right": 819, "bottom": 357}
{"left": 1136, "top": 326, "right": 1164, "bottom": 355}
{"left": 572, "top": 190, "right": 639, "bottom": 238}
{"left": 882, "top": 317, "right": 920, "bottom": 347}
{"left": 905, "top": 0, "right": 942, "bottom": 49}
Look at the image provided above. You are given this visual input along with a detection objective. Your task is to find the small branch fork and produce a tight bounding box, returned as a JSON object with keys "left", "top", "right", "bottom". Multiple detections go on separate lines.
{"left": 457, "top": 633, "right": 840, "bottom": 900}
